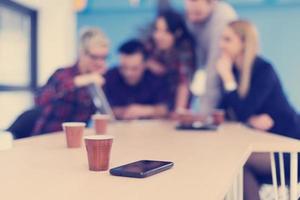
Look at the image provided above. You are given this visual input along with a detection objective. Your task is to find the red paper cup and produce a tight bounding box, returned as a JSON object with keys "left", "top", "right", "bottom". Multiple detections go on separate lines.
{"left": 92, "top": 114, "right": 110, "bottom": 134}
{"left": 62, "top": 122, "right": 86, "bottom": 148}
{"left": 212, "top": 110, "right": 225, "bottom": 125}
{"left": 84, "top": 135, "right": 114, "bottom": 171}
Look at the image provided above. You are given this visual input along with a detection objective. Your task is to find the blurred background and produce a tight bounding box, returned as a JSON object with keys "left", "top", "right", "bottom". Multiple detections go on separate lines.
{"left": 1, "top": 0, "right": 300, "bottom": 129}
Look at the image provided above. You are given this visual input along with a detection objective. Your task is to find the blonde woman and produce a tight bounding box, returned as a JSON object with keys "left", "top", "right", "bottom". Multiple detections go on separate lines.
{"left": 216, "top": 20, "right": 300, "bottom": 200}
{"left": 32, "top": 28, "right": 109, "bottom": 135}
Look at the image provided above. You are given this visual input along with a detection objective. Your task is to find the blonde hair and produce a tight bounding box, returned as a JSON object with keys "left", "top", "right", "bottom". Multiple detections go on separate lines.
{"left": 228, "top": 20, "right": 259, "bottom": 97}
{"left": 79, "top": 27, "right": 110, "bottom": 52}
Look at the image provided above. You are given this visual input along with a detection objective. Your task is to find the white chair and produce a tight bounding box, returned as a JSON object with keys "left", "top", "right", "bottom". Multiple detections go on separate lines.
{"left": 0, "top": 131, "right": 13, "bottom": 150}
{"left": 226, "top": 152, "right": 299, "bottom": 200}
{"left": 266, "top": 152, "right": 299, "bottom": 200}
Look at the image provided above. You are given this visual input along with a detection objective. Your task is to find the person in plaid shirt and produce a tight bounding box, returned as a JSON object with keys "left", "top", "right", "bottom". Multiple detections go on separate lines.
{"left": 32, "top": 28, "right": 109, "bottom": 135}
{"left": 142, "top": 10, "right": 196, "bottom": 113}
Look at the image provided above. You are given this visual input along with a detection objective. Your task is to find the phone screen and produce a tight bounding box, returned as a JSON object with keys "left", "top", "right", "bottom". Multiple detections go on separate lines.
{"left": 176, "top": 123, "right": 218, "bottom": 131}
{"left": 121, "top": 160, "right": 169, "bottom": 173}
{"left": 110, "top": 160, "right": 174, "bottom": 178}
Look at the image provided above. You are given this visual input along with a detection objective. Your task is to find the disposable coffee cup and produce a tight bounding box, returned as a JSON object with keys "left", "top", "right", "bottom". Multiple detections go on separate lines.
{"left": 212, "top": 110, "right": 225, "bottom": 125}
{"left": 84, "top": 135, "right": 114, "bottom": 171}
{"left": 0, "top": 131, "right": 13, "bottom": 151}
{"left": 92, "top": 114, "right": 110, "bottom": 134}
{"left": 62, "top": 122, "right": 86, "bottom": 148}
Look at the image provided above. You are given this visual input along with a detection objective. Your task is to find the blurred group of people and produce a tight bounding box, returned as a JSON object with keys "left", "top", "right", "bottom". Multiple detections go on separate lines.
{"left": 7, "top": 0, "right": 300, "bottom": 199}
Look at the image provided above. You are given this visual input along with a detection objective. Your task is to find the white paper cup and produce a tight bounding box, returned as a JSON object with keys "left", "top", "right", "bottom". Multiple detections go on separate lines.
{"left": 0, "top": 131, "right": 13, "bottom": 151}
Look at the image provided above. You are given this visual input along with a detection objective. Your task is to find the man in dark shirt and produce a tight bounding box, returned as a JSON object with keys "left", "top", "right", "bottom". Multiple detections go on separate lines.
{"left": 104, "top": 39, "right": 169, "bottom": 120}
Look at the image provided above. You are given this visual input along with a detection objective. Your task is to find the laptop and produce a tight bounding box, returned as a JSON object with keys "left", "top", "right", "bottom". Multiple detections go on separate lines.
{"left": 87, "top": 83, "right": 115, "bottom": 121}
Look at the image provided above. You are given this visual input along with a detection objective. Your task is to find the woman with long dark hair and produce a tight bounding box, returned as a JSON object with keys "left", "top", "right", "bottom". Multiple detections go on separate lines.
{"left": 143, "top": 10, "right": 196, "bottom": 114}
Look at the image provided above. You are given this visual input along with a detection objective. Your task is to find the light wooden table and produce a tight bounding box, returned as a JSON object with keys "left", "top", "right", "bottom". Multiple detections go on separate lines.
{"left": 1, "top": 121, "right": 300, "bottom": 200}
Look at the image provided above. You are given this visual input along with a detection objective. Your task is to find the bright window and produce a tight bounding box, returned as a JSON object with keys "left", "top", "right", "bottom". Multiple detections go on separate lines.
{"left": 0, "top": 0, "right": 37, "bottom": 90}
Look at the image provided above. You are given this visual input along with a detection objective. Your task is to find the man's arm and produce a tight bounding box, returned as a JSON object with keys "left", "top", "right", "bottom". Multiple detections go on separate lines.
{"left": 115, "top": 104, "right": 168, "bottom": 120}
{"left": 36, "top": 68, "right": 104, "bottom": 107}
{"left": 141, "top": 104, "right": 168, "bottom": 118}
{"left": 175, "top": 82, "right": 190, "bottom": 111}
{"left": 35, "top": 69, "right": 77, "bottom": 106}
{"left": 112, "top": 107, "right": 127, "bottom": 120}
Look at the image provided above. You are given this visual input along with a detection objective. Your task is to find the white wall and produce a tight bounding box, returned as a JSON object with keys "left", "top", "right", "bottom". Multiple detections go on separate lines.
{"left": 13, "top": 0, "right": 77, "bottom": 85}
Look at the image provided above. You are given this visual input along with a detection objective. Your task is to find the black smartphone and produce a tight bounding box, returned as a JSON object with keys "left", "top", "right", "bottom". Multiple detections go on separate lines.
{"left": 176, "top": 122, "right": 218, "bottom": 131}
{"left": 110, "top": 160, "right": 174, "bottom": 178}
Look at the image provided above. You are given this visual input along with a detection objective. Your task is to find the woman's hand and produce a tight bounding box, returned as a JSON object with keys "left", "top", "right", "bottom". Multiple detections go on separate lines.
{"left": 248, "top": 114, "right": 274, "bottom": 131}
{"left": 74, "top": 73, "right": 105, "bottom": 88}
{"left": 146, "top": 59, "right": 166, "bottom": 75}
{"left": 216, "top": 53, "right": 235, "bottom": 84}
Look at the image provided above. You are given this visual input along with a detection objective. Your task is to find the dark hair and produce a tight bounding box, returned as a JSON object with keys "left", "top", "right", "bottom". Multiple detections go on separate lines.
{"left": 118, "top": 39, "right": 147, "bottom": 59}
{"left": 156, "top": 10, "right": 195, "bottom": 48}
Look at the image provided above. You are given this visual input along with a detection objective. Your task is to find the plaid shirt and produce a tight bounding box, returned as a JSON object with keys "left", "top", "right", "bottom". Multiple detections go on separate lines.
{"left": 33, "top": 64, "right": 96, "bottom": 135}
{"left": 145, "top": 40, "right": 196, "bottom": 109}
